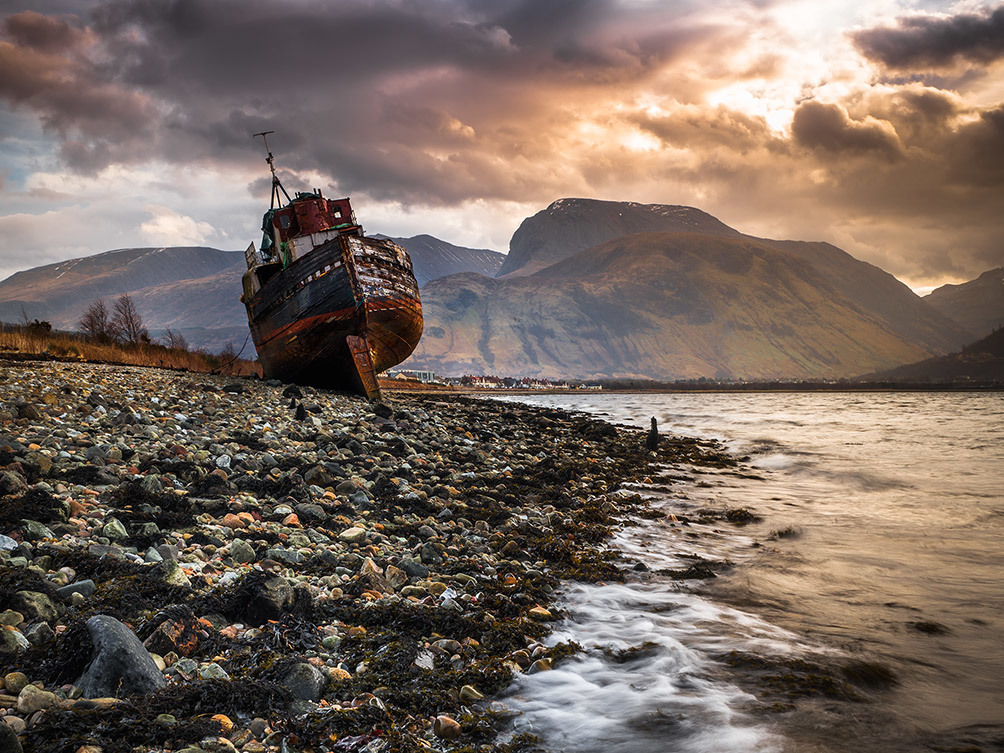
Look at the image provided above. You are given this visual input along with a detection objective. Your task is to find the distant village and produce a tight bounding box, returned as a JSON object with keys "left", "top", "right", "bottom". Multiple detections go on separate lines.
{"left": 385, "top": 369, "right": 603, "bottom": 390}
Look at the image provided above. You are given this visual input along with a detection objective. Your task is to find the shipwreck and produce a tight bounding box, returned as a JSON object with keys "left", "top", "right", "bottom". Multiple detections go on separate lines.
{"left": 241, "top": 132, "right": 423, "bottom": 400}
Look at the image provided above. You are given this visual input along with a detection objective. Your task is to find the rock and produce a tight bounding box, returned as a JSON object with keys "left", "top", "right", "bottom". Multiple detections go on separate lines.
{"left": 0, "top": 612, "right": 22, "bottom": 627}
{"left": 140, "top": 475, "right": 163, "bottom": 495}
{"left": 420, "top": 542, "right": 444, "bottom": 565}
{"left": 101, "top": 518, "right": 128, "bottom": 540}
{"left": 156, "top": 560, "right": 191, "bottom": 588}
{"left": 433, "top": 715, "right": 461, "bottom": 740}
{"left": 75, "top": 615, "right": 167, "bottom": 698}
{"left": 527, "top": 658, "right": 552, "bottom": 674}
{"left": 283, "top": 662, "right": 327, "bottom": 701}
{"left": 646, "top": 416, "right": 659, "bottom": 450}
{"left": 0, "top": 535, "right": 17, "bottom": 551}
{"left": 0, "top": 471, "right": 28, "bottom": 497}
{"left": 229, "top": 539, "right": 256, "bottom": 564}
{"left": 528, "top": 606, "right": 552, "bottom": 621}
{"left": 16, "top": 684, "right": 56, "bottom": 715}
{"left": 19, "top": 520, "right": 53, "bottom": 541}
{"left": 459, "top": 684, "right": 484, "bottom": 702}
{"left": 12, "top": 591, "right": 58, "bottom": 623}
{"left": 282, "top": 384, "right": 302, "bottom": 398}
{"left": 23, "top": 622, "right": 54, "bottom": 645}
{"left": 384, "top": 564, "right": 409, "bottom": 590}
{"left": 294, "top": 503, "right": 325, "bottom": 523}
{"left": 243, "top": 576, "right": 293, "bottom": 626}
{"left": 265, "top": 547, "right": 303, "bottom": 565}
{"left": 0, "top": 721, "right": 22, "bottom": 753}
{"left": 16, "top": 404, "right": 41, "bottom": 421}
{"left": 338, "top": 527, "right": 367, "bottom": 544}
{"left": 398, "top": 558, "right": 428, "bottom": 579}
{"left": 3, "top": 672, "right": 29, "bottom": 694}
{"left": 199, "top": 663, "right": 230, "bottom": 680}
{"left": 220, "top": 513, "right": 246, "bottom": 530}
{"left": 56, "top": 579, "right": 96, "bottom": 601}
{"left": 0, "top": 631, "right": 28, "bottom": 655}
{"left": 413, "top": 650, "right": 435, "bottom": 670}
{"left": 155, "top": 544, "right": 179, "bottom": 561}
{"left": 143, "top": 614, "right": 206, "bottom": 658}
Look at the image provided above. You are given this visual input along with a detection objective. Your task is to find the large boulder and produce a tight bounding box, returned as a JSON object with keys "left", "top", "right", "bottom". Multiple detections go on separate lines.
{"left": 75, "top": 615, "right": 167, "bottom": 698}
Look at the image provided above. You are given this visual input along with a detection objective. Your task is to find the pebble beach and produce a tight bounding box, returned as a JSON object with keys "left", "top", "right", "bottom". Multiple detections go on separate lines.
{"left": 0, "top": 360, "right": 734, "bottom": 753}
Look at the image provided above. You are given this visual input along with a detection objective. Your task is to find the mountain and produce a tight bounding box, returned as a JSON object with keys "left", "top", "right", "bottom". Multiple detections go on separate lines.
{"left": 858, "top": 327, "right": 1004, "bottom": 383}
{"left": 495, "top": 198, "right": 969, "bottom": 355}
{"left": 0, "top": 200, "right": 974, "bottom": 380}
{"left": 0, "top": 247, "right": 250, "bottom": 352}
{"left": 377, "top": 234, "right": 505, "bottom": 285}
{"left": 0, "top": 234, "right": 509, "bottom": 352}
{"left": 497, "top": 198, "right": 741, "bottom": 277}
{"left": 407, "top": 231, "right": 942, "bottom": 380}
{"left": 924, "top": 268, "right": 1004, "bottom": 339}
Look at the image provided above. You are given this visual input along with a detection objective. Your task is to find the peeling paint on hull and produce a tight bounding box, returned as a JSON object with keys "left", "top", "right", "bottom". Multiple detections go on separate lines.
{"left": 244, "top": 233, "right": 423, "bottom": 399}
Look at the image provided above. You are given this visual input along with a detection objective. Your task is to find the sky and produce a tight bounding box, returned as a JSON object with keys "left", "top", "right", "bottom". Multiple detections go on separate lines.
{"left": 0, "top": 0, "right": 1002, "bottom": 293}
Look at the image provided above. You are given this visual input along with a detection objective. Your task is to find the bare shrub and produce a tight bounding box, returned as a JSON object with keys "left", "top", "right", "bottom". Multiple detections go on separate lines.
{"left": 111, "top": 294, "right": 149, "bottom": 345}
{"left": 162, "top": 329, "right": 188, "bottom": 351}
{"left": 78, "top": 299, "right": 114, "bottom": 342}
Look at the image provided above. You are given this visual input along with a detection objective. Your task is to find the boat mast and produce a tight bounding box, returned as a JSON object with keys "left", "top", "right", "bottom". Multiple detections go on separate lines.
{"left": 253, "top": 130, "right": 292, "bottom": 209}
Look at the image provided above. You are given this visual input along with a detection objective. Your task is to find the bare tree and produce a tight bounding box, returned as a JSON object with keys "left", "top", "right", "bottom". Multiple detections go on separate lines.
{"left": 78, "top": 298, "right": 114, "bottom": 342}
{"left": 162, "top": 329, "right": 189, "bottom": 351}
{"left": 111, "top": 294, "right": 148, "bottom": 345}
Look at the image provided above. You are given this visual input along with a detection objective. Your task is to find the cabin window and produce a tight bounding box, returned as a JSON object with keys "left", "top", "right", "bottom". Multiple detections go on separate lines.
{"left": 280, "top": 215, "right": 291, "bottom": 228}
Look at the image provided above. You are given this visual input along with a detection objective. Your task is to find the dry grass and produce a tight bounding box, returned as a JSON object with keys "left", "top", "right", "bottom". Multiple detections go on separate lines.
{"left": 0, "top": 324, "right": 260, "bottom": 377}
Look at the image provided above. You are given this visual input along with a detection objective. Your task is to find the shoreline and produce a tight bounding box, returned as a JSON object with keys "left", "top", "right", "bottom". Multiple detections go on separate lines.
{"left": 0, "top": 360, "right": 736, "bottom": 753}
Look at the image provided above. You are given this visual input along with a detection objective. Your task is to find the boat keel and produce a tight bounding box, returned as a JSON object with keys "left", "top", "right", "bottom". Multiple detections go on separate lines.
{"left": 346, "top": 334, "right": 381, "bottom": 402}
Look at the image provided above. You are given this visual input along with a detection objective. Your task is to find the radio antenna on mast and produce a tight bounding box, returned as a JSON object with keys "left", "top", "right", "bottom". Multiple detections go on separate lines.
{"left": 253, "top": 130, "right": 291, "bottom": 209}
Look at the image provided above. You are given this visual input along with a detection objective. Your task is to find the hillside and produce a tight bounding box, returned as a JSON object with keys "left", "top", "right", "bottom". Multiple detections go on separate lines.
{"left": 0, "top": 235, "right": 506, "bottom": 352}
{"left": 406, "top": 231, "right": 936, "bottom": 380}
{"left": 379, "top": 234, "right": 505, "bottom": 285}
{"left": 858, "top": 327, "right": 1004, "bottom": 383}
{"left": 924, "top": 268, "right": 1004, "bottom": 339}
{"left": 0, "top": 247, "right": 243, "bottom": 326}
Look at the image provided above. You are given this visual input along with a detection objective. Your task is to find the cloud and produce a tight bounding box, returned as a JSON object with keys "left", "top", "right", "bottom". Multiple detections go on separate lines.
{"left": 852, "top": 6, "right": 1004, "bottom": 69}
{"left": 791, "top": 100, "right": 904, "bottom": 159}
{"left": 139, "top": 205, "right": 214, "bottom": 245}
{"left": 0, "top": 0, "right": 1002, "bottom": 290}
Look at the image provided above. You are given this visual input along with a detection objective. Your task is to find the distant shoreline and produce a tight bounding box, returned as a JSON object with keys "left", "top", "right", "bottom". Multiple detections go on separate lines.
{"left": 3, "top": 351, "right": 999, "bottom": 394}
{"left": 392, "top": 383, "right": 1004, "bottom": 395}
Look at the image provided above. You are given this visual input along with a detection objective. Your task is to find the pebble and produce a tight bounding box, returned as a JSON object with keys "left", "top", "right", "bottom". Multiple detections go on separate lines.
{"left": 0, "top": 360, "right": 721, "bottom": 752}
{"left": 2, "top": 674, "right": 28, "bottom": 695}
{"left": 433, "top": 714, "right": 462, "bottom": 740}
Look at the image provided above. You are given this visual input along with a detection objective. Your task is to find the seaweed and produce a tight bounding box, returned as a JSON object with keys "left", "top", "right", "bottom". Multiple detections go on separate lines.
{"left": 721, "top": 650, "right": 864, "bottom": 702}
{"left": 0, "top": 487, "right": 66, "bottom": 532}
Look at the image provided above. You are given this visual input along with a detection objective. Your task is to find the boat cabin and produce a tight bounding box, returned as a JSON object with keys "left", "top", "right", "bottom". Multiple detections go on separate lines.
{"left": 241, "top": 189, "right": 362, "bottom": 300}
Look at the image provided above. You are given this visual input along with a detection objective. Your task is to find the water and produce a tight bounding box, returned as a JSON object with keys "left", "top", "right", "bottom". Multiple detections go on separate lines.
{"left": 493, "top": 392, "right": 1004, "bottom": 752}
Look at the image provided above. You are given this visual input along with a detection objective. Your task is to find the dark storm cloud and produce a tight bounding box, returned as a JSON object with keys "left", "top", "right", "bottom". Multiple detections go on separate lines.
{"left": 633, "top": 107, "right": 784, "bottom": 153}
{"left": 852, "top": 5, "right": 1004, "bottom": 69}
{"left": 0, "top": 0, "right": 718, "bottom": 200}
{"left": 791, "top": 100, "right": 904, "bottom": 159}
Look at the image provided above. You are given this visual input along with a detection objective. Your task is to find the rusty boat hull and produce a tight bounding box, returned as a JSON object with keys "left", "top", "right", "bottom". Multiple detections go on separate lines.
{"left": 243, "top": 233, "right": 422, "bottom": 399}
